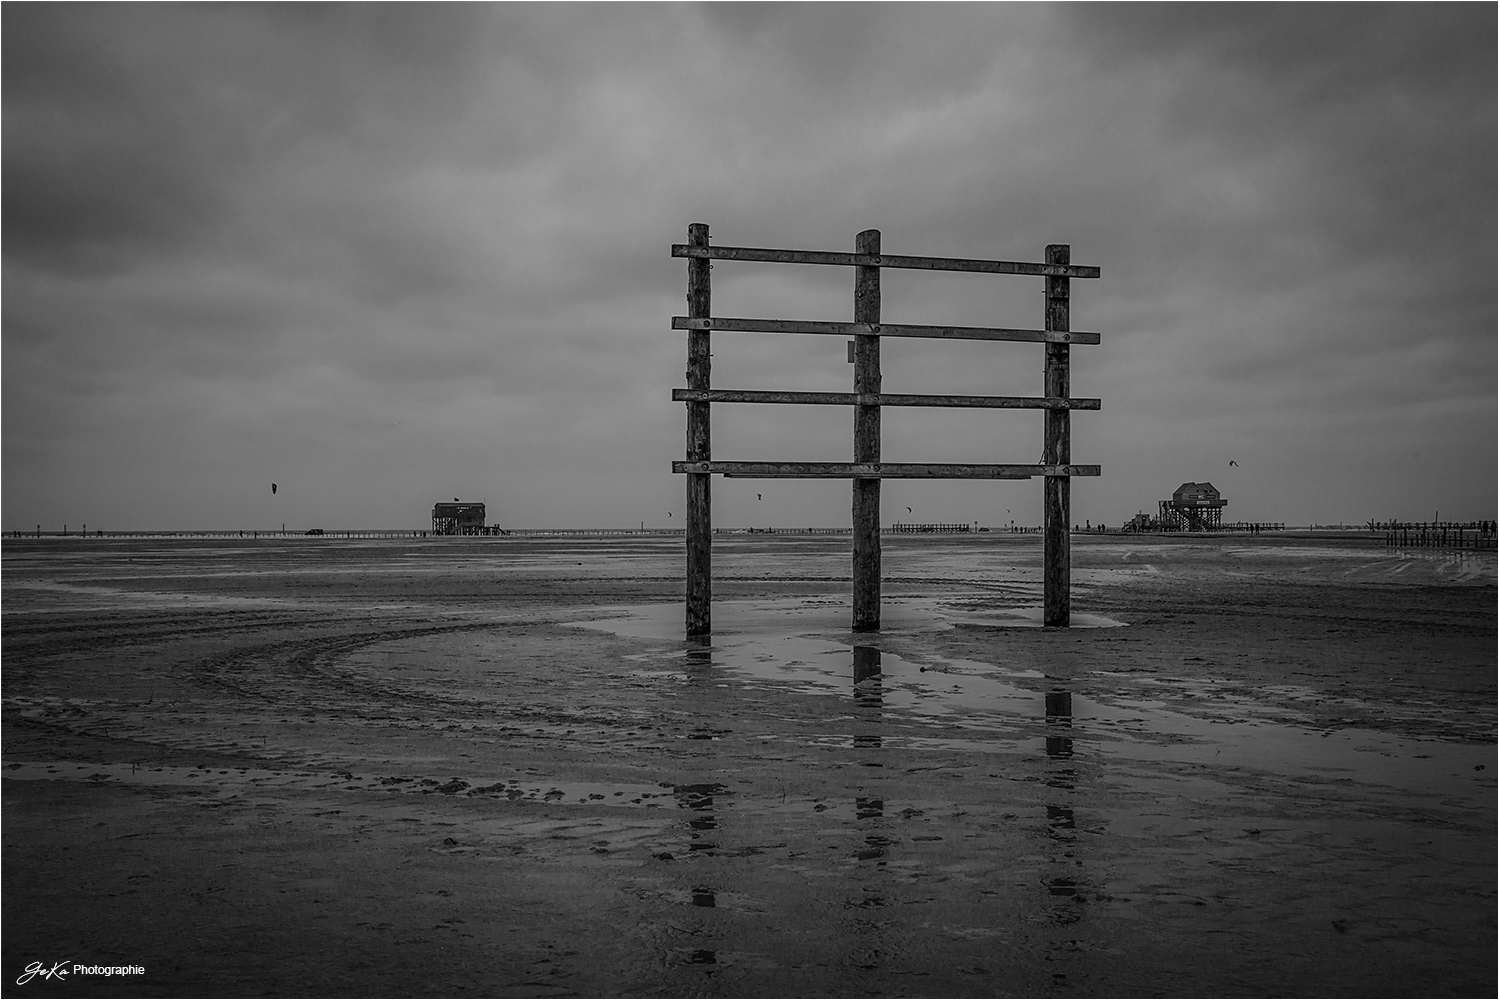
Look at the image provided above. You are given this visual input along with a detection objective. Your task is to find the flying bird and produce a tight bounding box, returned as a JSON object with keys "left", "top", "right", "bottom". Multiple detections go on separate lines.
{"left": 1229, "top": 460, "right": 1239, "bottom": 467}
{"left": 906, "top": 507, "right": 912, "bottom": 514}
{"left": 757, "top": 494, "right": 762, "bottom": 500}
{"left": 455, "top": 497, "right": 460, "bottom": 502}
{"left": 271, "top": 483, "right": 277, "bottom": 495}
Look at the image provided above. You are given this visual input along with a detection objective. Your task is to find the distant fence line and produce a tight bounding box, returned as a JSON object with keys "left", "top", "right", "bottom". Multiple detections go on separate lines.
{"left": 1, "top": 526, "right": 1092, "bottom": 540}
{"left": 4, "top": 527, "right": 857, "bottom": 540}
{"left": 6, "top": 528, "right": 675, "bottom": 540}
{"left": 1121, "top": 521, "right": 1285, "bottom": 534}
{"left": 14, "top": 522, "right": 1491, "bottom": 546}
{"left": 1, "top": 525, "right": 1074, "bottom": 539}
{"left": 4, "top": 525, "right": 1035, "bottom": 540}
{"left": 7, "top": 529, "right": 435, "bottom": 540}
{"left": 1382, "top": 521, "right": 1497, "bottom": 550}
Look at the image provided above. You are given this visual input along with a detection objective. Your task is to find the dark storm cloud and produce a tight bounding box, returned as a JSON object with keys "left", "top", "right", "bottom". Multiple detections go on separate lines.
{"left": 2, "top": 5, "right": 494, "bottom": 276}
{"left": 1095, "top": 8, "right": 1491, "bottom": 241}
{"left": 3, "top": 4, "right": 1493, "bottom": 530}
{"left": 1067, "top": 2, "right": 1496, "bottom": 302}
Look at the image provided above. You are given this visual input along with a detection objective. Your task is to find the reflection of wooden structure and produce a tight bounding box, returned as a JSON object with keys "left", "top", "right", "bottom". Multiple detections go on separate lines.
{"left": 1159, "top": 482, "right": 1226, "bottom": 531}
{"left": 431, "top": 501, "right": 486, "bottom": 536}
{"left": 671, "top": 224, "right": 1102, "bottom": 634}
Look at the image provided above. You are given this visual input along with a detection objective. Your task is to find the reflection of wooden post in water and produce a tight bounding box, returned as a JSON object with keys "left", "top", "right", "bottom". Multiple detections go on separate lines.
{"left": 853, "top": 645, "right": 882, "bottom": 686}
{"left": 853, "top": 646, "right": 882, "bottom": 746}
{"left": 1045, "top": 690, "right": 1073, "bottom": 759}
{"left": 685, "top": 638, "right": 712, "bottom": 670}
{"left": 673, "top": 783, "right": 721, "bottom": 856}
{"left": 1042, "top": 687, "right": 1083, "bottom": 942}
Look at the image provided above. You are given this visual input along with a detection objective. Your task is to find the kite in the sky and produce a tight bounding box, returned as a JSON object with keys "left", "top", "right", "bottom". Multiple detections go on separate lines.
{"left": 272, "top": 483, "right": 277, "bottom": 494}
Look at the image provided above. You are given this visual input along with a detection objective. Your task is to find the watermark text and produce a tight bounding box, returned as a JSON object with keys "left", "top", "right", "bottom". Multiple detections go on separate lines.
{"left": 17, "top": 962, "right": 145, "bottom": 985}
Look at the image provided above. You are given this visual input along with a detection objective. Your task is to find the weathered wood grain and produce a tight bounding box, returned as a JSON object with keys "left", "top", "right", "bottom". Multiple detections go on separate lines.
{"left": 671, "top": 243, "right": 1100, "bottom": 279}
{"left": 672, "top": 389, "right": 1101, "bottom": 410}
{"left": 671, "top": 316, "right": 1099, "bottom": 345}
{"left": 853, "top": 229, "right": 882, "bottom": 632}
{"left": 685, "top": 223, "right": 712, "bottom": 636}
{"left": 672, "top": 461, "right": 1101, "bottom": 479}
{"left": 1043, "top": 244, "right": 1071, "bottom": 628}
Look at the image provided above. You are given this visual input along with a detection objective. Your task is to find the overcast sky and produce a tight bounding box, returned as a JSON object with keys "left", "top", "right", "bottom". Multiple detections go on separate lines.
{"left": 4, "top": 3, "right": 1495, "bottom": 532}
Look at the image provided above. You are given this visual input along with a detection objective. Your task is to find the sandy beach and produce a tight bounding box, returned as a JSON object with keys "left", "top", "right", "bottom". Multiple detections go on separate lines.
{"left": 3, "top": 532, "right": 1494, "bottom": 997}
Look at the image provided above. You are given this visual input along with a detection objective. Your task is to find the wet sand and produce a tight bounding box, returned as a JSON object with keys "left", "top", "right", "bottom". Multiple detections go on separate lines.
{"left": 3, "top": 533, "right": 1495, "bottom": 997}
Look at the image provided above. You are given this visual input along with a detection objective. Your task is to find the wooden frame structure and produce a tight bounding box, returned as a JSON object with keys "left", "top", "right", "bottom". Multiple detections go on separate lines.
{"left": 671, "top": 224, "right": 1101, "bottom": 635}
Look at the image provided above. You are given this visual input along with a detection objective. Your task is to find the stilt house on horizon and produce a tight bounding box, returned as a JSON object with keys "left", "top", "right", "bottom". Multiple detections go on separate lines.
{"left": 1159, "top": 481, "right": 1227, "bottom": 531}
{"left": 431, "top": 501, "right": 487, "bottom": 536}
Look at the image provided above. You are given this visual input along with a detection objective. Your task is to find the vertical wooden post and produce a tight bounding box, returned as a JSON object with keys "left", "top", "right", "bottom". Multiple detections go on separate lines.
{"left": 1043, "top": 244, "right": 1071, "bottom": 627}
{"left": 852, "top": 229, "right": 882, "bottom": 631}
{"left": 686, "top": 223, "right": 712, "bottom": 635}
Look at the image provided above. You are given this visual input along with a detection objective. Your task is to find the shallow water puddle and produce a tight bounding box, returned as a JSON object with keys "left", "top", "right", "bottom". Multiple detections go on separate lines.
{"left": 574, "top": 596, "right": 1124, "bottom": 639}
{"left": 572, "top": 599, "right": 1496, "bottom": 805}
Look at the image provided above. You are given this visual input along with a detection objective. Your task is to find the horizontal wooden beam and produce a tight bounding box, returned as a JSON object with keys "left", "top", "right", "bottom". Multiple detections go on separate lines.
{"left": 672, "top": 316, "right": 1099, "bottom": 345}
{"left": 672, "top": 461, "right": 1102, "bottom": 479}
{"left": 673, "top": 389, "right": 1100, "bottom": 410}
{"left": 671, "top": 244, "right": 1100, "bottom": 279}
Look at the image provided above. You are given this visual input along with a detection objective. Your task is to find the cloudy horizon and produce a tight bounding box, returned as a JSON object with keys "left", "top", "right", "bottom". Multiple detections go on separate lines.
{"left": 4, "top": 4, "right": 1495, "bottom": 532}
